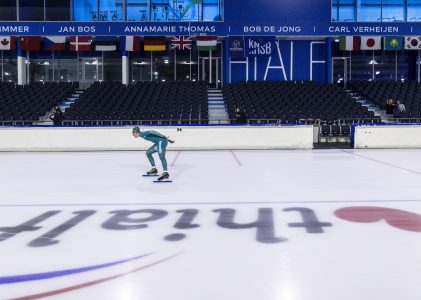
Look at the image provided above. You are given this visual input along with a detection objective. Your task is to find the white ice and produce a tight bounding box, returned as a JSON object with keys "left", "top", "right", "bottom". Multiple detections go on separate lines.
{"left": 0, "top": 149, "right": 421, "bottom": 300}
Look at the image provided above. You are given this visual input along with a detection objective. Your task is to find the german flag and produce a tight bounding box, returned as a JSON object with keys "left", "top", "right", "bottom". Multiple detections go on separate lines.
{"left": 144, "top": 36, "right": 166, "bottom": 51}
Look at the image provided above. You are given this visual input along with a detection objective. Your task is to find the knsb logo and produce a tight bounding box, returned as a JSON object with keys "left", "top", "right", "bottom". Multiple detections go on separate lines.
{"left": 1, "top": 205, "right": 421, "bottom": 299}
{"left": 248, "top": 38, "right": 273, "bottom": 56}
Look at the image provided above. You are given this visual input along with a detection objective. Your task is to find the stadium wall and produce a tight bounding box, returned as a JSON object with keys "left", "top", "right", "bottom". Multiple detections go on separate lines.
{"left": 0, "top": 125, "right": 314, "bottom": 151}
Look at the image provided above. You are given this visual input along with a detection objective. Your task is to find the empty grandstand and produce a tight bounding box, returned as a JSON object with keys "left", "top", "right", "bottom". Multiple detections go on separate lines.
{"left": 0, "top": 82, "right": 78, "bottom": 125}
{"left": 224, "top": 81, "right": 380, "bottom": 124}
{"left": 64, "top": 81, "right": 209, "bottom": 125}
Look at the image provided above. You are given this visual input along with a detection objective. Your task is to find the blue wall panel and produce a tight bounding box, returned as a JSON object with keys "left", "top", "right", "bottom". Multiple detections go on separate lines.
{"left": 229, "top": 40, "right": 327, "bottom": 83}
{"left": 225, "top": 0, "right": 331, "bottom": 22}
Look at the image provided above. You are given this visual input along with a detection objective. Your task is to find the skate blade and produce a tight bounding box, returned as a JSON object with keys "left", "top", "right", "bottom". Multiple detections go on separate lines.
{"left": 153, "top": 180, "right": 172, "bottom": 183}
{"left": 143, "top": 174, "right": 159, "bottom": 177}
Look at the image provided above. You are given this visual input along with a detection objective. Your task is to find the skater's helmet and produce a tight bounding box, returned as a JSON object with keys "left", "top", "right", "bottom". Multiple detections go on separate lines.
{"left": 132, "top": 126, "right": 141, "bottom": 134}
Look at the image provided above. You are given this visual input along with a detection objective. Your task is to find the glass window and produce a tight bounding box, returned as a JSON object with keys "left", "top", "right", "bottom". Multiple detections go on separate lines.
{"left": 202, "top": 0, "right": 222, "bottom": 21}
{"left": 73, "top": 0, "right": 98, "bottom": 21}
{"left": 382, "top": 0, "right": 405, "bottom": 21}
{"left": 99, "top": 0, "right": 123, "bottom": 21}
{"left": 150, "top": 0, "right": 171, "bottom": 21}
{"left": 374, "top": 51, "right": 408, "bottom": 80}
{"left": 0, "top": 0, "right": 17, "bottom": 21}
{"left": 131, "top": 51, "right": 153, "bottom": 82}
{"left": 348, "top": 52, "right": 375, "bottom": 81}
{"left": 103, "top": 51, "right": 122, "bottom": 81}
{"left": 1, "top": 50, "right": 17, "bottom": 83}
{"left": 339, "top": 7, "right": 355, "bottom": 21}
{"left": 181, "top": 0, "right": 200, "bottom": 21}
{"left": 408, "top": 0, "right": 421, "bottom": 21}
{"left": 53, "top": 52, "right": 78, "bottom": 82}
{"left": 27, "top": 51, "right": 54, "bottom": 83}
{"left": 152, "top": 45, "right": 174, "bottom": 82}
{"left": 332, "top": 0, "right": 339, "bottom": 21}
{"left": 77, "top": 53, "right": 104, "bottom": 88}
{"left": 19, "top": 0, "right": 44, "bottom": 21}
{"left": 46, "top": 0, "right": 71, "bottom": 21}
{"left": 357, "top": 0, "right": 381, "bottom": 21}
{"left": 176, "top": 49, "right": 197, "bottom": 81}
{"left": 127, "top": 0, "right": 149, "bottom": 21}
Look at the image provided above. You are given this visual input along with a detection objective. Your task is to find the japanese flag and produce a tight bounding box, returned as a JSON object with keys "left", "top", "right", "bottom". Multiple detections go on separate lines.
{"left": 360, "top": 36, "right": 382, "bottom": 50}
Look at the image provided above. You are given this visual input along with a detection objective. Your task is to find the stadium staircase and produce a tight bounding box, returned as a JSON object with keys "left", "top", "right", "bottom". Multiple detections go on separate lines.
{"left": 207, "top": 88, "right": 230, "bottom": 124}
{"left": 58, "top": 89, "right": 84, "bottom": 113}
{"left": 39, "top": 89, "right": 84, "bottom": 125}
{"left": 344, "top": 88, "right": 386, "bottom": 120}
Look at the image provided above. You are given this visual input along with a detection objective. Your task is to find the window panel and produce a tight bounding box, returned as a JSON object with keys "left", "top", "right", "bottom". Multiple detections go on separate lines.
{"left": 332, "top": 5, "right": 339, "bottom": 21}
{"left": 127, "top": 0, "right": 149, "bottom": 21}
{"left": 339, "top": 5, "right": 355, "bottom": 21}
{"left": 46, "top": 0, "right": 71, "bottom": 21}
{"left": 99, "top": 0, "right": 123, "bottom": 21}
{"left": 408, "top": 0, "right": 421, "bottom": 21}
{"left": 382, "top": 0, "right": 405, "bottom": 21}
{"left": 0, "top": 0, "right": 17, "bottom": 21}
{"left": 73, "top": 0, "right": 98, "bottom": 21}
{"left": 19, "top": 0, "right": 44, "bottom": 21}
{"left": 150, "top": 0, "right": 171, "bottom": 21}
{"left": 357, "top": 0, "right": 381, "bottom": 21}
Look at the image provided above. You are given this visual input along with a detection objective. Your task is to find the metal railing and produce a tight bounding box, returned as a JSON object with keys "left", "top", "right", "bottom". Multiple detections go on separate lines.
{"left": 2, "top": 117, "right": 421, "bottom": 127}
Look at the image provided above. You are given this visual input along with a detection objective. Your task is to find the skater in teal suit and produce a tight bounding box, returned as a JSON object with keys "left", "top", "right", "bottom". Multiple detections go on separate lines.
{"left": 132, "top": 126, "right": 174, "bottom": 181}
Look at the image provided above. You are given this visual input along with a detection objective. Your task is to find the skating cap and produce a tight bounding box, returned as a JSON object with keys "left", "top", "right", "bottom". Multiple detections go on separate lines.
{"left": 132, "top": 126, "right": 141, "bottom": 133}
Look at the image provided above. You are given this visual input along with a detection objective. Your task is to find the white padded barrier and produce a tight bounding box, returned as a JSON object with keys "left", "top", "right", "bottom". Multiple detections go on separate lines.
{"left": 0, "top": 125, "right": 314, "bottom": 151}
{"left": 353, "top": 124, "right": 421, "bottom": 149}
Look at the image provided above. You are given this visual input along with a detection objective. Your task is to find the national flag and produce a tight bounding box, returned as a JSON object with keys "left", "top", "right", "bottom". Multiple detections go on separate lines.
{"left": 144, "top": 37, "right": 166, "bottom": 51}
{"left": 171, "top": 36, "right": 192, "bottom": 50}
{"left": 94, "top": 36, "right": 118, "bottom": 51}
{"left": 20, "top": 36, "right": 41, "bottom": 51}
{"left": 229, "top": 36, "right": 245, "bottom": 58}
{"left": 69, "top": 36, "right": 92, "bottom": 51}
{"left": 120, "top": 36, "right": 141, "bottom": 51}
{"left": 383, "top": 36, "right": 404, "bottom": 51}
{"left": 405, "top": 36, "right": 421, "bottom": 50}
{"left": 43, "top": 36, "right": 66, "bottom": 51}
{"left": 0, "top": 36, "right": 16, "bottom": 50}
{"left": 196, "top": 36, "right": 217, "bottom": 51}
{"left": 360, "top": 36, "right": 382, "bottom": 50}
{"left": 339, "top": 36, "right": 361, "bottom": 51}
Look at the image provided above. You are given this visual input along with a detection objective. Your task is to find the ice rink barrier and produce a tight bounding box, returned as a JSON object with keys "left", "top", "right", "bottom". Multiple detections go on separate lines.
{"left": 0, "top": 125, "right": 314, "bottom": 151}
{"left": 353, "top": 123, "right": 421, "bottom": 149}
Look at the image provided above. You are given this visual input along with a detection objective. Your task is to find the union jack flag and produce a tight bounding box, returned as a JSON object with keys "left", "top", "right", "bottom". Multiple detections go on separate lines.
{"left": 171, "top": 36, "right": 193, "bottom": 50}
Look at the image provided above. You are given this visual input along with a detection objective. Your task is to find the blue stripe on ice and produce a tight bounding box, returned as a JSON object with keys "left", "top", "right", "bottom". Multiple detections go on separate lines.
{"left": 0, "top": 252, "right": 153, "bottom": 284}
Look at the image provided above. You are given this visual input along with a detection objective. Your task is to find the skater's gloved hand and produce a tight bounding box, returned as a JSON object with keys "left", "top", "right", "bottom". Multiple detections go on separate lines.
{"left": 167, "top": 137, "right": 175, "bottom": 143}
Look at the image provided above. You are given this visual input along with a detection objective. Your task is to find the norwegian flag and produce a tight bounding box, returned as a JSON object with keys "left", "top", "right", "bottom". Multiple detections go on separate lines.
{"left": 171, "top": 36, "right": 192, "bottom": 50}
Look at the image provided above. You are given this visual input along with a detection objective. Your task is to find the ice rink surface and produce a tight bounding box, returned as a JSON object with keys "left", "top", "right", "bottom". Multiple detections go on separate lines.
{"left": 1, "top": 149, "right": 421, "bottom": 300}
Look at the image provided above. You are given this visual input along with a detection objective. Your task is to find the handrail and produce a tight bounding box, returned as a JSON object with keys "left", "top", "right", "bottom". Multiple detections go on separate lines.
{"left": 3, "top": 117, "right": 421, "bottom": 127}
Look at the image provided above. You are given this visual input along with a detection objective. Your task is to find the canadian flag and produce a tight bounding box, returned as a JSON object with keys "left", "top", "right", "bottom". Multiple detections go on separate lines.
{"left": 360, "top": 36, "right": 382, "bottom": 50}
{"left": 0, "top": 36, "right": 16, "bottom": 50}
